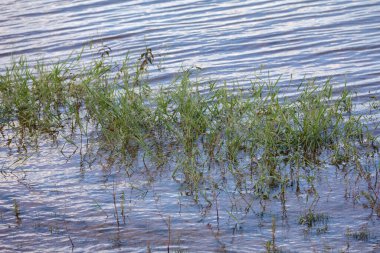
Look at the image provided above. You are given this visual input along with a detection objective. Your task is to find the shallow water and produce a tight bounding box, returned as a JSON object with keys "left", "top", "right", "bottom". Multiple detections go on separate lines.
{"left": 1, "top": 0, "right": 380, "bottom": 252}
{"left": 1, "top": 134, "right": 380, "bottom": 252}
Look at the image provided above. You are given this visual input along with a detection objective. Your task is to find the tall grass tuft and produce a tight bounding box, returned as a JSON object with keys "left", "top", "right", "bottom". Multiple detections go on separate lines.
{"left": 0, "top": 51, "right": 378, "bottom": 207}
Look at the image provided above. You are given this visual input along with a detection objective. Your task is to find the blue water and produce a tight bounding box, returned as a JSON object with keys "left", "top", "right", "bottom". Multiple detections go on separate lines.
{"left": 1, "top": 1, "right": 380, "bottom": 252}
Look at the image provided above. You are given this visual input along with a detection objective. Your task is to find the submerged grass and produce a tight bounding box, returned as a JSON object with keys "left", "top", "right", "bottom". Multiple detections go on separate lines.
{"left": 345, "top": 226, "right": 373, "bottom": 241}
{"left": 1, "top": 51, "right": 379, "bottom": 210}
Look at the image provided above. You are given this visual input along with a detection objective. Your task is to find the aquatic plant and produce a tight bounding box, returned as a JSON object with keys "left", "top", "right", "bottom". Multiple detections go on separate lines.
{"left": 345, "top": 226, "right": 372, "bottom": 241}
{"left": 13, "top": 199, "right": 21, "bottom": 223}
{"left": 298, "top": 210, "right": 329, "bottom": 228}
{"left": 0, "top": 50, "right": 379, "bottom": 213}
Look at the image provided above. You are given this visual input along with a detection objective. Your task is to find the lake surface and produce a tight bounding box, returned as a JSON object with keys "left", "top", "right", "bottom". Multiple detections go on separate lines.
{"left": 1, "top": 0, "right": 380, "bottom": 89}
{"left": 1, "top": 0, "right": 380, "bottom": 252}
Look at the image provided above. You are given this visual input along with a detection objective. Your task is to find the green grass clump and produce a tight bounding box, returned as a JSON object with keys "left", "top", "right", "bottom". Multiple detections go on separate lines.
{"left": 298, "top": 210, "right": 329, "bottom": 228}
{"left": 0, "top": 51, "right": 378, "bottom": 204}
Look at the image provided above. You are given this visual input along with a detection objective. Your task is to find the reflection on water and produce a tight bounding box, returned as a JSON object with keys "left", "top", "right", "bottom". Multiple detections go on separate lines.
{"left": 1, "top": 130, "right": 380, "bottom": 252}
{"left": 1, "top": 0, "right": 380, "bottom": 252}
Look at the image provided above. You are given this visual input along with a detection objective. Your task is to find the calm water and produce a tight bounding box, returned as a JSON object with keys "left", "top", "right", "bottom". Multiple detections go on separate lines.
{"left": 1, "top": 0, "right": 380, "bottom": 252}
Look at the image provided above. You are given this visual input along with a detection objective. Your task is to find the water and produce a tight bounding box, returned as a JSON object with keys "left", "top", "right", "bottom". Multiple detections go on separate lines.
{"left": 1, "top": 0, "right": 380, "bottom": 252}
{"left": 1, "top": 1, "right": 380, "bottom": 89}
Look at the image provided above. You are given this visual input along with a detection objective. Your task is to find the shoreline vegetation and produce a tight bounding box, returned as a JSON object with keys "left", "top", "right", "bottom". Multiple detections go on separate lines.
{"left": 1, "top": 49, "right": 380, "bottom": 241}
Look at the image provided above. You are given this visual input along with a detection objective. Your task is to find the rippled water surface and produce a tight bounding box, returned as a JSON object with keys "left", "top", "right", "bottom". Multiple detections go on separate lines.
{"left": 1, "top": 0, "right": 380, "bottom": 88}
{"left": 1, "top": 0, "right": 380, "bottom": 252}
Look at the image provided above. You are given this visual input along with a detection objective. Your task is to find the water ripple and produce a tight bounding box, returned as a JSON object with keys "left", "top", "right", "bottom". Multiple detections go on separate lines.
{"left": 1, "top": 0, "right": 380, "bottom": 252}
